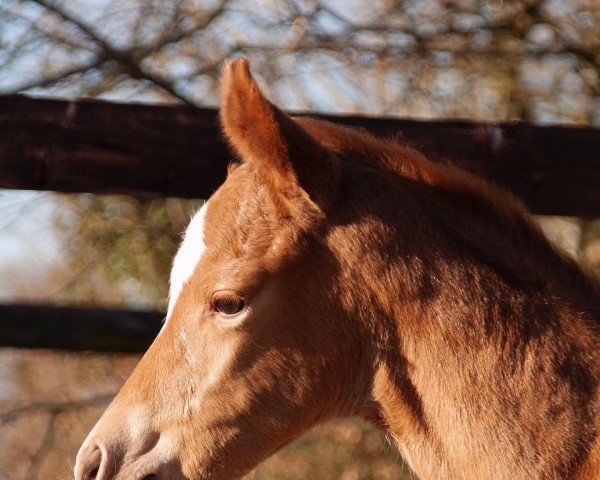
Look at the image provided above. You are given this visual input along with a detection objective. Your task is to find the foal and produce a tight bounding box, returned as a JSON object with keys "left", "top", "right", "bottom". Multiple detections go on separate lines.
{"left": 75, "top": 59, "right": 600, "bottom": 480}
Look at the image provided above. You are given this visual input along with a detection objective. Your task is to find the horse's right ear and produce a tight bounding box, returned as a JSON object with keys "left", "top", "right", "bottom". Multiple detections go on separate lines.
{"left": 219, "top": 58, "right": 338, "bottom": 211}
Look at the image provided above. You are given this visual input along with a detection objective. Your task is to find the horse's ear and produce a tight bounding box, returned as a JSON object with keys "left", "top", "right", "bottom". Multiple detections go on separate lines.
{"left": 220, "top": 58, "right": 338, "bottom": 210}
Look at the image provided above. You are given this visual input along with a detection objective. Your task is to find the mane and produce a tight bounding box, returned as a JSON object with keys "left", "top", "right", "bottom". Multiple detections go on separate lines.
{"left": 295, "top": 117, "right": 600, "bottom": 316}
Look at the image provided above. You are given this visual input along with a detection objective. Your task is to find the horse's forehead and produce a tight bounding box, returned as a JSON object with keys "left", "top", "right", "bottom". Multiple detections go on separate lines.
{"left": 166, "top": 171, "right": 264, "bottom": 317}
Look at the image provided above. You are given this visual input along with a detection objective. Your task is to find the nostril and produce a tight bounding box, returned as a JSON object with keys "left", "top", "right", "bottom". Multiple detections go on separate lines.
{"left": 141, "top": 475, "right": 157, "bottom": 480}
{"left": 77, "top": 444, "right": 104, "bottom": 480}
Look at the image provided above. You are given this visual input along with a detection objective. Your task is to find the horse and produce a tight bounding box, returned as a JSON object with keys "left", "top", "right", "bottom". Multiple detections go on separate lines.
{"left": 74, "top": 58, "right": 600, "bottom": 480}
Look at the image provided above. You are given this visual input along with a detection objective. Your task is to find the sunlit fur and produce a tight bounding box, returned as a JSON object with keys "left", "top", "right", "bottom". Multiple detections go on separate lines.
{"left": 76, "top": 59, "right": 600, "bottom": 480}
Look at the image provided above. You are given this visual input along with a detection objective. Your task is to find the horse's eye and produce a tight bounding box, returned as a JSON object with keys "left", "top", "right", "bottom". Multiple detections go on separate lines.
{"left": 212, "top": 292, "right": 246, "bottom": 316}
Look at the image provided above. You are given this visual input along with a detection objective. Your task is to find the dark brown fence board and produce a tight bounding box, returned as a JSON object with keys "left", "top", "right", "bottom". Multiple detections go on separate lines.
{"left": 0, "top": 304, "right": 161, "bottom": 352}
{"left": 0, "top": 94, "right": 599, "bottom": 216}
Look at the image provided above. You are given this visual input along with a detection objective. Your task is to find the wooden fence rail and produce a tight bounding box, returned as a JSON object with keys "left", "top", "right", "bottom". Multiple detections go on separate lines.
{"left": 0, "top": 94, "right": 599, "bottom": 351}
{"left": 0, "top": 304, "right": 162, "bottom": 352}
{"left": 1, "top": 94, "right": 600, "bottom": 216}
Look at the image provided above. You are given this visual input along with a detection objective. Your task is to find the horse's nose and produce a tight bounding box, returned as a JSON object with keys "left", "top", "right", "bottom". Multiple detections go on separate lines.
{"left": 75, "top": 439, "right": 160, "bottom": 480}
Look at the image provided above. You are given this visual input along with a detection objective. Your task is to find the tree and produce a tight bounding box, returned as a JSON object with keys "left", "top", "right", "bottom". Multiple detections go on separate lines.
{"left": 0, "top": 0, "right": 598, "bottom": 122}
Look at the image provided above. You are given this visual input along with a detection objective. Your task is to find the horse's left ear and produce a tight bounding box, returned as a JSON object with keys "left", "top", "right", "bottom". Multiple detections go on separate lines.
{"left": 220, "top": 58, "right": 338, "bottom": 210}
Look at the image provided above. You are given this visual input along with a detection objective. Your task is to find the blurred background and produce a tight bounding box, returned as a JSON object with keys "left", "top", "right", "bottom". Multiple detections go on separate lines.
{"left": 0, "top": 0, "right": 599, "bottom": 479}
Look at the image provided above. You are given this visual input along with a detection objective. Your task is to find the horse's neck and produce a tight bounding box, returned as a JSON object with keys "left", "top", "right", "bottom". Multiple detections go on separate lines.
{"left": 364, "top": 226, "right": 600, "bottom": 480}
{"left": 328, "top": 158, "right": 600, "bottom": 477}
{"left": 330, "top": 176, "right": 600, "bottom": 479}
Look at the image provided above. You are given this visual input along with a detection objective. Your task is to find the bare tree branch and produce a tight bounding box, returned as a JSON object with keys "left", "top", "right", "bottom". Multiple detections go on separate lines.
{"left": 23, "top": 412, "right": 59, "bottom": 480}
{"left": 12, "top": 56, "right": 107, "bottom": 92}
{"left": 0, "top": 394, "right": 115, "bottom": 426}
{"left": 143, "top": 0, "right": 227, "bottom": 54}
{"left": 0, "top": 5, "right": 95, "bottom": 50}
{"left": 28, "top": 0, "right": 198, "bottom": 104}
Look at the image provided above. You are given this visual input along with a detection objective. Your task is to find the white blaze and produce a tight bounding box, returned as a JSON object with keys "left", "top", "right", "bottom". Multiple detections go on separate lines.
{"left": 167, "top": 202, "right": 209, "bottom": 317}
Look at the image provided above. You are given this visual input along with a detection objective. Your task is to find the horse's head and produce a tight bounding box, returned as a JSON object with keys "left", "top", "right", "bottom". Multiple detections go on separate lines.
{"left": 74, "top": 59, "right": 377, "bottom": 480}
